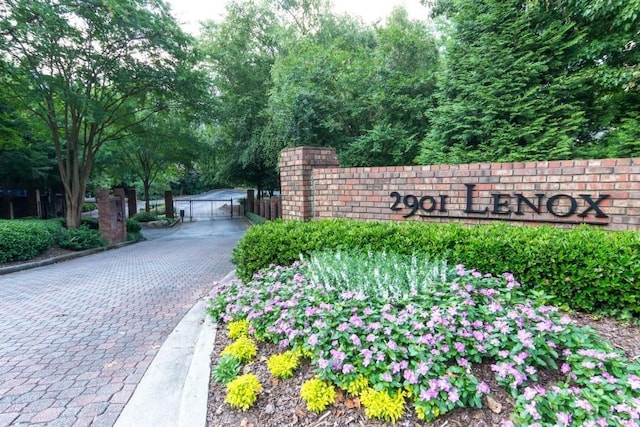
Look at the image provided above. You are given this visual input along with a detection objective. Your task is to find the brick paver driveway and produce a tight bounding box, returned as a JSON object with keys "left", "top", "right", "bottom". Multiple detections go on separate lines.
{"left": 0, "top": 218, "right": 247, "bottom": 427}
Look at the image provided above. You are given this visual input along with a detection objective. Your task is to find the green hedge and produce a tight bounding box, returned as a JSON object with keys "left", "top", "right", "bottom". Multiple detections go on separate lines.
{"left": 245, "top": 212, "right": 267, "bottom": 225}
{"left": 58, "top": 226, "right": 107, "bottom": 251}
{"left": 131, "top": 212, "right": 158, "bottom": 222}
{"left": 0, "top": 219, "right": 62, "bottom": 263}
{"left": 232, "top": 219, "right": 640, "bottom": 318}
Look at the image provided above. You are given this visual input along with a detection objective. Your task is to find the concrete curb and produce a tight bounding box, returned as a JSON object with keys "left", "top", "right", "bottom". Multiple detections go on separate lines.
{"left": 0, "top": 239, "right": 142, "bottom": 276}
{"left": 114, "top": 270, "right": 235, "bottom": 427}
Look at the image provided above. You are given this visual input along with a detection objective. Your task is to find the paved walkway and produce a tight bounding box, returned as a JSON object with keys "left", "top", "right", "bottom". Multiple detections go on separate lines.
{"left": 0, "top": 218, "right": 247, "bottom": 427}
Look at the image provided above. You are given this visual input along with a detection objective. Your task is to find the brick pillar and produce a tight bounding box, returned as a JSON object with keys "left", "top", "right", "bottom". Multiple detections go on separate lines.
{"left": 97, "top": 189, "right": 126, "bottom": 244}
{"left": 279, "top": 147, "right": 339, "bottom": 221}
{"left": 26, "top": 189, "right": 41, "bottom": 218}
{"left": 246, "top": 190, "right": 255, "bottom": 214}
{"left": 164, "top": 190, "right": 174, "bottom": 218}
{"left": 127, "top": 189, "right": 137, "bottom": 217}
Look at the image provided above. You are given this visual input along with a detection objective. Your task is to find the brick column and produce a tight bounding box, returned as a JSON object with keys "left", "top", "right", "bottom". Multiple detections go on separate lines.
{"left": 97, "top": 189, "right": 126, "bottom": 244}
{"left": 279, "top": 147, "right": 340, "bottom": 221}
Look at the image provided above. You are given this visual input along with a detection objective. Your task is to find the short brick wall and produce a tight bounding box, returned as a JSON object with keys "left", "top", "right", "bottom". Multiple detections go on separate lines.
{"left": 279, "top": 147, "right": 640, "bottom": 231}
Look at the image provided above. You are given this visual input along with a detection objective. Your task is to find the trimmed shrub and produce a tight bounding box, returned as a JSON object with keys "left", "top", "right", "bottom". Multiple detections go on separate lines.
{"left": 0, "top": 219, "right": 61, "bottom": 263}
{"left": 126, "top": 218, "right": 143, "bottom": 241}
{"left": 232, "top": 219, "right": 640, "bottom": 318}
{"left": 58, "top": 226, "right": 107, "bottom": 251}
{"left": 82, "top": 202, "right": 97, "bottom": 212}
{"left": 245, "top": 212, "right": 267, "bottom": 225}
{"left": 126, "top": 218, "right": 141, "bottom": 233}
{"left": 81, "top": 217, "right": 99, "bottom": 229}
{"left": 131, "top": 212, "right": 158, "bottom": 222}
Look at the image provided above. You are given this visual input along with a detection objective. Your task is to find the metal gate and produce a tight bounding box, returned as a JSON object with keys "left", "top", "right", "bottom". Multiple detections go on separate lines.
{"left": 174, "top": 199, "right": 241, "bottom": 220}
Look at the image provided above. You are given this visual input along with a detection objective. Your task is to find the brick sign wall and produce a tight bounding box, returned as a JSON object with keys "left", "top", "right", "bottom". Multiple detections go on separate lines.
{"left": 279, "top": 147, "right": 640, "bottom": 231}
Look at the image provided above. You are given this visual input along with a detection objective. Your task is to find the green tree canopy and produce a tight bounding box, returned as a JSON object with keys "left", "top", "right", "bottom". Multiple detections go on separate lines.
{"left": 0, "top": 0, "right": 205, "bottom": 226}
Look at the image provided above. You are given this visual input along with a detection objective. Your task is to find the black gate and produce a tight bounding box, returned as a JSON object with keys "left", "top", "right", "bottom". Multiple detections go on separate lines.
{"left": 174, "top": 199, "right": 241, "bottom": 220}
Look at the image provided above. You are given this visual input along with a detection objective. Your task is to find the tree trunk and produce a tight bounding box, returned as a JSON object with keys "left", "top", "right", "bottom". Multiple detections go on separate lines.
{"left": 65, "top": 184, "right": 85, "bottom": 228}
{"left": 144, "top": 180, "right": 151, "bottom": 212}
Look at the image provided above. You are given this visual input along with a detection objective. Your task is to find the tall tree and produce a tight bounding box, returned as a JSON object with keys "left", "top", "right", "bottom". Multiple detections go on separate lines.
{"left": 266, "top": 7, "right": 439, "bottom": 167}
{"left": 0, "top": 0, "right": 202, "bottom": 227}
{"left": 418, "top": 0, "right": 589, "bottom": 165}
{"left": 97, "top": 108, "right": 205, "bottom": 212}
{"left": 343, "top": 7, "right": 439, "bottom": 166}
{"left": 199, "top": 0, "right": 282, "bottom": 195}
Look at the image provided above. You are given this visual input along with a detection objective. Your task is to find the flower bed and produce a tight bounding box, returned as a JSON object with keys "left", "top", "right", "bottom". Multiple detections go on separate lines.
{"left": 208, "top": 251, "right": 640, "bottom": 426}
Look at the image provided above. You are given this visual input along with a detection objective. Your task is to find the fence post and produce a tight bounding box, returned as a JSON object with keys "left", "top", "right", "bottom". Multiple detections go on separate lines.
{"left": 270, "top": 197, "right": 277, "bottom": 220}
{"left": 264, "top": 199, "right": 271, "bottom": 220}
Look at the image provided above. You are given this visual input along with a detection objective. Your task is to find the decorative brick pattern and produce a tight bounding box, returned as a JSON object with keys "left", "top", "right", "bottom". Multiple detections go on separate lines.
{"left": 279, "top": 147, "right": 640, "bottom": 231}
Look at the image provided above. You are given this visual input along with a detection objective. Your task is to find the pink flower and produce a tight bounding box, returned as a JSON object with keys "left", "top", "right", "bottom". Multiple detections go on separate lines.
{"left": 350, "top": 334, "right": 361, "bottom": 347}
{"left": 366, "top": 333, "right": 376, "bottom": 343}
{"left": 523, "top": 387, "right": 537, "bottom": 400}
{"left": 628, "top": 374, "right": 640, "bottom": 390}
{"left": 476, "top": 382, "right": 490, "bottom": 394}
{"left": 318, "top": 358, "right": 329, "bottom": 369}
{"left": 576, "top": 399, "right": 593, "bottom": 412}
{"left": 448, "top": 388, "right": 460, "bottom": 403}
{"left": 517, "top": 329, "right": 534, "bottom": 348}
{"left": 556, "top": 413, "right": 572, "bottom": 426}
{"left": 403, "top": 369, "right": 419, "bottom": 384}
{"left": 349, "top": 314, "right": 364, "bottom": 328}
{"left": 420, "top": 388, "right": 438, "bottom": 401}
{"left": 560, "top": 363, "right": 571, "bottom": 374}
{"left": 525, "top": 402, "right": 541, "bottom": 420}
{"left": 381, "top": 372, "right": 392, "bottom": 382}
{"left": 308, "top": 334, "right": 318, "bottom": 347}
{"left": 417, "top": 362, "right": 429, "bottom": 376}
{"left": 342, "top": 364, "right": 355, "bottom": 374}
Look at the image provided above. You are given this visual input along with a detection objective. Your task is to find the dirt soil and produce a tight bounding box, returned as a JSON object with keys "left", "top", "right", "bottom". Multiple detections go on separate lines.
{"left": 207, "top": 314, "right": 640, "bottom": 427}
